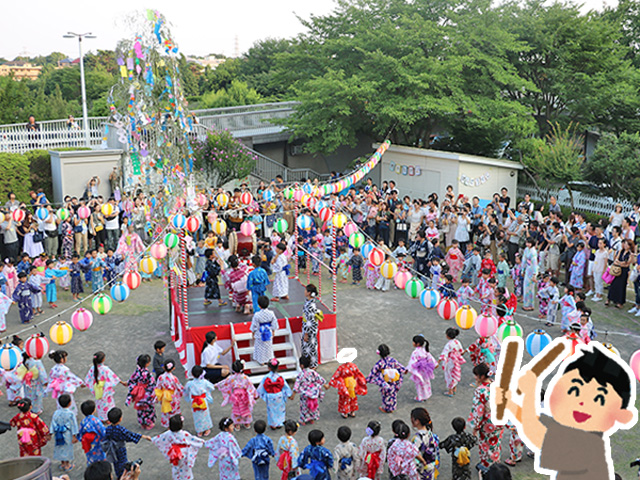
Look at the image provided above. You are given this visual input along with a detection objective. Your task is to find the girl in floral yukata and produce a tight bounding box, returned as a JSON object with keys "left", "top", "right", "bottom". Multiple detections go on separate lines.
{"left": 152, "top": 414, "right": 205, "bottom": 480}
{"left": 205, "top": 417, "right": 242, "bottom": 480}
{"left": 292, "top": 355, "right": 326, "bottom": 425}
{"left": 522, "top": 238, "right": 539, "bottom": 310}
{"left": 10, "top": 398, "right": 49, "bottom": 457}
{"left": 467, "top": 336, "right": 498, "bottom": 376}
{"left": 569, "top": 241, "right": 587, "bottom": 290}
{"left": 257, "top": 358, "right": 292, "bottom": 429}
{"left": 366, "top": 344, "right": 407, "bottom": 414}
{"left": 387, "top": 423, "right": 426, "bottom": 480}
{"left": 438, "top": 328, "right": 466, "bottom": 397}
{"left": 327, "top": 348, "right": 367, "bottom": 419}
{"left": 301, "top": 283, "right": 319, "bottom": 368}
{"left": 358, "top": 421, "right": 386, "bottom": 480}
{"left": 411, "top": 408, "right": 440, "bottom": 480}
{"left": 467, "top": 363, "right": 503, "bottom": 468}
{"left": 277, "top": 420, "right": 300, "bottom": 480}
{"left": 84, "top": 351, "right": 126, "bottom": 421}
{"left": 155, "top": 359, "right": 184, "bottom": 428}
{"left": 46, "top": 350, "right": 84, "bottom": 416}
{"left": 216, "top": 360, "right": 258, "bottom": 430}
{"left": 537, "top": 272, "right": 550, "bottom": 319}
{"left": 184, "top": 365, "right": 216, "bottom": 437}
{"left": 125, "top": 354, "right": 157, "bottom": 430}
{"left": 511, "top": 254, "right": 523, "bottom": 297}
{"left": 224, "top": 255, "right": 251, "bottom": 314}
{"left": 407, "top": 335, "right": 437, "bottom": 403}
{"left": 445, "top": 240, "right": 464, "bottom": 281}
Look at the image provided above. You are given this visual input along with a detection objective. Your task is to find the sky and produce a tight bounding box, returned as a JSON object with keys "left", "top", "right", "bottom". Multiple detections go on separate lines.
{"left": 1, "top": 0, "right": 617, "bottom": 60}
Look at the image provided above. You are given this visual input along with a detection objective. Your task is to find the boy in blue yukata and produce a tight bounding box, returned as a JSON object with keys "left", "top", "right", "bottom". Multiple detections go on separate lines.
{"left": 16, "top": 253, "right": 31, "bottom": 276}
{"left": 242, "top": 419, "right": 276, "bottom": 480}
{"left": 44, "top": 259, "right": 67, "bottom": 309}
{"left": 78, "top": 400, "right": 106, "bottom": 465}
{"left": 247, "top": 255, "right": 270, "bottom": 313}
{"left": 51, "top": 393, "right": 79, "bottom": 472}
{"left": 103, "top": 407, "right": 151, "bottom": 479}
{"left": 298, "top": 429, "right": 334, "bottom": 480}
{"left": 12, "top": 272, "right": 41, "bottom": 323}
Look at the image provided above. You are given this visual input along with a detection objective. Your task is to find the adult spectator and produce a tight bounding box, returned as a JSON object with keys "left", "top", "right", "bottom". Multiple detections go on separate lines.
{"left": 543, "top": 222, "right": 563, "bottom": 277}
{"left": 407, "top": 200, "right": 425, "bottom": 242}
{"left": 548, "top": 195, "right": 561, "bottom": 215}
{"left": 499, "top": 187, "right": 510, "bottom": 219}
{"left": 606, "top": 239, "right": 635, "bottom": 308}
{"left": 73, "top": 206, "right": 89, "bottom": 256}
{"left": 609, "top": 203, "right": 624, "bottom": 228}
{"left": 42, "top": 205, "right": 59, "bottom": 257}
{"left": 518, "top": 194, "right": 534, "bottom": 216}
{"left": 201, "top": 331, "right": 234, "bottom": 383}
{"left": 454, "top": 206, "right": 471, "bottom": 253}
{"left": 505, "top": 211, "right": 525, "bottom": 264}
{"left": 26, "top": 114, "right": 39, "bottom": 149}
{"left": 84, "top": 460, "right": 141, "bottom": 480}
{"left": 18, "top": 212, "right": 43, "bottom": 258}
{"left": 376, "top": 202, "right": 391, "bottom": 245}
{"left": 103, "top": 198, "right": 120, "bottom": 251}
{"left": 1, "top": 215, "right": 20, "bottom": 262}
{"left": 622, "top": 217, "right": 635, "bottom": 242}
{"left": 89, "top": 204, "right": 105, "bottom": 252}
{"left": 84, "top": 176, "right": 101, "bottom": 200}
{"left": 585, "top": 224, "right": 607, "bottom": 297}
{"left": 4, "top": 192, "right": 19, "bottom": 212}
{"left": 108, "top": 167, "right": 120, "bottom": 196}
{"left": 364, "top": 196, "right": 378, "bottom": 239}
{"left": 470, "top": 196, "right": 483, "bottom": 235}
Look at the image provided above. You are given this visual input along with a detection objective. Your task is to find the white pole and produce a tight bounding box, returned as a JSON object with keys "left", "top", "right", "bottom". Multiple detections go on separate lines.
{"left": 78, "top": 36, "right": 90, "bottom": 147}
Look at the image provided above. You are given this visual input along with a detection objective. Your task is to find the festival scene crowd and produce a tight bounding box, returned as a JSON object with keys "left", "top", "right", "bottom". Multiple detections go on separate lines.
{"left": 0, "top": 174, "right": 637, "bottom": 480}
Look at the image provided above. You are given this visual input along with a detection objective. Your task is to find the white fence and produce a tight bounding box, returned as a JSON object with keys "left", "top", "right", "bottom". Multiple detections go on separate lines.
{"left": 517, "top": 184, "right": 635, "bottom": 217}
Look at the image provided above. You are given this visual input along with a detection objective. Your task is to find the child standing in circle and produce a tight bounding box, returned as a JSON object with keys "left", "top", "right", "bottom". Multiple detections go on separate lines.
{"left": 216, "top": 360, "right": 259, "bottom": 430}
{"left": 407, "top": 335, "right": 437, "bottom": 403}
{"left": 204, "top": 417, "right": 242, "bottom": 480}
{"left": 184, "top": 365, "right": 216, "bottom": 437}
{"left": 292, "top": 355, "right": 326, "bottom": 425}
{"left": 125, "top": 354, "right": 157, "bottom": 430}
{"left": 84, "top": 351, "right": 126, "bottom": 421}
{"left": 358, "top": 421, "right": 386, "bottom": 480}
{"left": 46, "top": 350, "right": 85, "bottom": 416}
{"left": 301, "top": 284, "right": 320, "bottom": 368}
{"left": 366, "top": 344, "right": 407, "bottom": 413}
{"left": 257, "top": 358, "right": 292, "bottom": 429}
{"left": 438, "top": 328, "right": 466, "bottom": 397}
{"left": 155, "top": 359, "right": 185, "bottom": 428}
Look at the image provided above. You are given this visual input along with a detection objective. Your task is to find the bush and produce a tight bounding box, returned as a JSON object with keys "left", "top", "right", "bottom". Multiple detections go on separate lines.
{"left": 0, "top": 153, "right": 31, "bottom": 203}
{"left": 192, "top": 129, "right": 257, "bottom": 187}
{"left": 24, "top": 150, "right": 53, "bottom": 202}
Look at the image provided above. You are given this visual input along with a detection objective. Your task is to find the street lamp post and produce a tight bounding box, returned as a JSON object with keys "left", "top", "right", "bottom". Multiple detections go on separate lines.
{"left": 63, "top": 32, "right": 96, "bottom": 147}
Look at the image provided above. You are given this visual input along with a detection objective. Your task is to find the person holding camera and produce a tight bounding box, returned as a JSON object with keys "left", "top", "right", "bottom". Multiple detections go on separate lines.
{"left": 84, "top": 460, "right": 141, "bottom": 480}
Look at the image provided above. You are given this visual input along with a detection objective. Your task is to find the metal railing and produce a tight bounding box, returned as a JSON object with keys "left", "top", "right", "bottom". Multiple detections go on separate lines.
{"left": 247, "top": 145, "right": 330, "bottom": 183}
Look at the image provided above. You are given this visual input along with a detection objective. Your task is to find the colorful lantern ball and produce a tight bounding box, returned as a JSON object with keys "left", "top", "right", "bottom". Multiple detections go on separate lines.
{"left": 216, "top": 193, "right": 229, "bottom": 208}
{"left": 405, "top": 278, "right": 425, "bottom": 299}
{"left": 71, "top": 308, "right": 94, "bottom": 331}
{"left": 349, "top": 232, "right": 365, "bottom": 249}
{"left": 318, "top": 208, "right": 333, "bottom": 223}
{"left": 164, "top": 233, "right": 179, "bottom": 249}
{"left": 498, "top": 320, "right": 524, "bottom": 342}
{"left": 344, "top": 222, "right": 358, "bottom": 237}
{"left": 240, "top": 221, "right": 256, "bottom": 237}
{"left": 186, "top": 217, "right": 200, "bottom": 233}
{"left": 56, "top": 208, "right": 70, "bottom": 221}
{"left": 475, "top": 313, "right": 499, "bottom": 338}
{"left": 332, "top": 213, "right": 348, "bottom": 229}
{"left": 25, "top": 334, "right": 49, "bottom": 360}
{"left": 368, "top": 248, "right": 385, "bottom": 267}
{"left": 101, "top": 203, "right": 115, "bottom": 217}
{"left": 150, "top": 243, "right": 167, "bottom": 260}
{"left": 455, "top": 306, "right": 477, "bottom": 330}
{"left": 12, "top": 209, "right": 26, "bottom": 223}
{"left": 380, "top": 261, "right": 398, "bottom": 280}
{"left": 526, "top": 329, "right": 553, "bottom": 357}
{"left": 240, "top": 192, "right": 253, "bottom": 205}
{"left": 296, "top": 215, "right": 313, "bottom": 230}
{"left": 123, "top": 270, "right": 142, "bottom": 290}
{"left": 139, "top": 256, "right": 158, "bottom": 275}
{"left": 212, "top": 219, "right": 227, "bottom": 235}
{"left": 274, "top": 218, "right": 288, "bottom": 234}
{"left": 420, "top": 289, "right": 440, "bottom": 309}
{"left": 437, "top": 299, "right": 459, "bottom": 320}
{"left": 394, "top": 270, "right": 412, "bottom": 289}
{"left": 0, "top": 344, "right": 23, "bottom": 370}
{"left": 77, "top": 206, "right": 91, "bottom": 219}
{"left": 92, "top": 294, "right": 113, "bottom": 315}
{"left": 49, "top": 321, "right": 73, "bottom": 345}
{"left": 171, "top": 214, "right": 187, "bottom": 230}
{"left": 110, "top": 283, "right": 131, "bottom": 303}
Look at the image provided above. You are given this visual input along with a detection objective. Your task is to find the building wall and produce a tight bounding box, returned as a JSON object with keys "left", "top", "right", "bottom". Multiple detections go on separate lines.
{"left": 50, "top": 150, "right": 123, "bottom": 203}
{"left": 378, "top": 145, "right": 520, "bottom": 202}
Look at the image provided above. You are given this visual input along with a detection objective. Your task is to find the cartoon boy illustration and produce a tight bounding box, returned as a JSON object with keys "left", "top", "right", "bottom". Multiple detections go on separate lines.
{"left": 492, "top": 338, "right": 637, "bottom": 480}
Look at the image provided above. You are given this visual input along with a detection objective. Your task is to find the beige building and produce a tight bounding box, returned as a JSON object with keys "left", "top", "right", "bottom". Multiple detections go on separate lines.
{"left": 0, "top": 62, "right": 42, "bottom": 80}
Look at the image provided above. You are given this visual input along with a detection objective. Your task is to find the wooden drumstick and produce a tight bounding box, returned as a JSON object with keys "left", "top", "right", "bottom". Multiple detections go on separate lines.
{"left": 516, "top": 342, "right": 567, "bottom": 395}
{"left": 496, "top": 340, "right": 521, "bottom": 421}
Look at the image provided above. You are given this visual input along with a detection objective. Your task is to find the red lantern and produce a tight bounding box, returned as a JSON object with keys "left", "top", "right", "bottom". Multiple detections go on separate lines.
{"left": 240, "top": 192, "right": 253, "bottom": 205}
{"left": 25, "top": 334, "right": 49, "bottom": 360}
{"left": 123, "top": 270, "right": 142, "bottom": 290}
{"left": 306, "top": 196, "right": 318, "bottom": 210}
{"left": 318, "top": 208, "right": 333, "bottom": 223}
{"left": 368, "top": 247, "right": 385, "bottom": 267}
{"left": 12, "top": 209, "right": 25, "bottom": 223}
{"left": 437, "top": 299, "right": 459, "bottom": 320}
{"left": 186, "top": 216, "right": 200, "bottom": 233}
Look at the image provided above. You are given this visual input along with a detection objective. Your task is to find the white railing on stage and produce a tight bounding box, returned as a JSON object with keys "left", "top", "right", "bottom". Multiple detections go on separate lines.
{"left": 0, "top": 117, "right": 107, "bottom": 153}
{"left": 517, "top": 184, "right": 635, "bottom": 217}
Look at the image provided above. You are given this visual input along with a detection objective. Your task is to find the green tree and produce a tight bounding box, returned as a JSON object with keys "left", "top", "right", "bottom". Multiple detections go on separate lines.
{"left": 0, "top": 74, "right": 30, "bottom": 123}
{"left": 236, "top": 38, "right": 294, "bottom": 99}
{"left": 199, "top": 80, "right": 263, "bottom": 108}
{"left": 0, "top": 153, "right": 31, "bottom": 201}
{"left": 193, "top": 129, "right": 257, "bottom": 187}
{"left": 586, "top": 132, "right": 640, "bottom": 201}
{"left": 199, "top": 58, "right": 239, "bottom": 93}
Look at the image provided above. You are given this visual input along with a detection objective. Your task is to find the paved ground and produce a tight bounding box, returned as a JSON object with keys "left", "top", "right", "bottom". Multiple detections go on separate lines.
{"left": 0, "top": 274, "right": 639, "bottom": 480}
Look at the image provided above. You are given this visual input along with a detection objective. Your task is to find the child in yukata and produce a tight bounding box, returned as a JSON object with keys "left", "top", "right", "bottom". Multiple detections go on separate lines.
{"left": 299, "top": 429, "right": 334, "bottom": 480}
{"left": 152, "top": 414, "right": 205, "bottom": 480}
{"left": 247, "top": 255, "right": 270, "bottom": 313}
{"left": 271, "top": 242, "right": 290, "bottom": 301}
{"left": 28, "top": 266, "right": 45, "bottom": 316}
{"left": 337, "top": 247, "right": 350, "bottom": 283}
{"left": 445, "top": 240, "right": 464, "bottom": 282}
{"left": 333, "top": 426, "right": 359, "bottom": 480}
{"left": 51, "top": 394, "right": 79, "bottom": 472}
{"left": 216, "top": 361, "right": 259, "bottom": 430}
{"left": 439, "top": 417, "right": 477, "bottom": 480}
{"left": 155, "top": 359, "right": 185, "bottom": 428}
{"left": 559, "top": 285, "right": 577, "bottom": 333}
{"left": 456, "top": 278, "right": 474, "bottom": 307}
{"left": 277, "top": 419, "right": 300, "bottom": 479}
{"left": 242, "top": 420, "right": 276, "bottom": 480}
{"left": 326, "top": 348, "right": 367, "bottom": 419}
{"left": 292, "top": 355, "right": 326, "bottom": 426}
{"left": 257, "top": 359, "right": 292, "bottom": 429}
{"left": 496, "top": 253, "right": 510, "bottom": 289}
{"left": 89, "top": 249, "right": 106, "bottom": 293}
{"left": 205, "top": 417, "right": 242, "bottom": 480}
{"left": 104, "top": 407, "right": 152, "bottom": 479}
{"left": 429, "top": 258, "right": 442, "bottom": 290}
{"left": 539, "top": 276, "right": 560, "bottom": 327}
{"left": 346, "top": 250, "right": 363, "bottom": 285}
{"left": 44, "top": 260, "right": 67, "bottom": 309}
{"left": 495, "top": 339, "right": 637, "bottom": 480}
{"left": 250, "top": 296, "right": 279, "bottom": 365}
{"left": 78, "top": 400, "right": 106, "bottom": 465}
{"left": 203, "top": 248, "right": 226, "bottom": 307}
{"left": 537, "top": 272, "right": 550, "bottom": 320}
{"left": 184, "top": 365, "right": 216, "bottom": 437}
{"left": 12, "top": 272, "right": 40, "bottom": 324}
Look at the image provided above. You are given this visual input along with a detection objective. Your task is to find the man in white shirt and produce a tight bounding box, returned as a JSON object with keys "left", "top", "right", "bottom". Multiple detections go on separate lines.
{"left": 104, "top": 198, "right": 120, "bottom": 251}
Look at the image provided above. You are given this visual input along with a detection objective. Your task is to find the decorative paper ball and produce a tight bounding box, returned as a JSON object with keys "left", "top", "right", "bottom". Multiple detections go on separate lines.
{"left": 101, "top": 203, "right": 115, "bottom": 217}
{"left": 92, "top": 294, "right": 113, "bottom": 315}
{"left": 380, "top": 261, "right": 397, "bottom": 280}
{"left": 344, "top": 222, "right": 358, "bottom": 237}
{"left": 49, "top": 321, "right": 73, "bottom": 345}
{"left": 123, "top": 270, "right": 142, "bottom": 290}
{"left": 164, "top": 232, "right": 179, "bottom": 249}
{"left": 305, "top": 197, "right": 317, "bottom": 211}
{"left": 207, "top": 211, "right": 217, "bottom": 224}
{"left": 212, "top": 219, "right": 227, "bottom": 235}
{"left": 368, "top": 247, "right": 385, "bottom": 267}
{"left": 318, "top": 208, "right": 333, "bottom": 223}
{"left": 110, "top": 282, "right": 130, "bottom": 302}
{"left": 296, "top": 215, "right": 313, "bottom": 230}
{"left": 302, "top": 183, "right": 313, "bottom": 194}
{"left": 526, "top": 329, "right": 552, "bottom": 357}
{"left": 36, "top": 207, "right": 48, "bottom": 221}
{"left": 216, "top": 193, "right": 229, "bottom": 208}
{"left": 56, "top": 208, "right": 70, "bottom": 221}
{"left": 455, "top": 306, "right": 478, "bottom": 330}
{"left": 314, "top": 200, "right": 327, "bottom": 213}
{"left": 602, "top": 343, "right": 619, "bottom": 356}
{"left": 475, "top": 313, "right": 499, "bottom": 337}
{"left": 150, "top": 243, "right": 167, "bottom": 259}
{"left": 498, "top": 320, "right": 524, "bottom": 342}
{"left": 283, "top": 187, "right": 294, "bottom": 200}
{"left": 140, "top": 256, "right": 158, "bottom": 275}
{"left": 186, "top": 216, "right": 200, "bottom": 233}
{"left": 25, "top": 334, "right": 49, "bottom": 360}
{"left": 274, "top": 218, "right": 288, "bottom": 234}
{"left": 437, "top": 299, "right": 459, "bottom": 320}
{"left": 420, "top": 289, "right": 440, "bottom": 309}
{"left": 394, "top": 270, "right": 412, "bottom": 289}
{"left": 348, "top": 232, "right": 365, "bottom": 249}
{"left": 240, "top": 221, "right": 256, "bottom": 237}
{"left": 77, "top": 206, "right": 91, "bottom": 219}
{"left": 12, "top": 209, "right": 25, "bottom": 223}
{"left": 171, "top": 214, "right": 187, "bottom": 230}
{"left": 0, "top": 344, "right": 23, "bottom": 370}
{"left": 71, "top": 308, "right": 94, "bottom": 331}
{"left": 312, "top": 186, "right": 323, "bottom": 198}
{"left": 293, "top": 189, "right": 304, "bottom": 202}
{"left": 240, "top": 192, "right": 253, "bottom": 205}
{"left": 333, "top": 213, "right": 348, "bottom": 229}
{"left": 405, "top": 278, "right": 425, "bottom": 299}
{"left": 360, "top": 243, "right": 374, "bottom": 259}
{"left": 263, "top": 190, "right": 275, "bottom": 202}
{"left": 630, "top": 350, "right": 640, "bottom": 382}
{"left": 196, "top": 193, "right": 208, "bottom": 207}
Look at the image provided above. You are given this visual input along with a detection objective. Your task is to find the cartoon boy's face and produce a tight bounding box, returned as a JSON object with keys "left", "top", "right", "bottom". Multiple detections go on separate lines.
{"left": 548, "top": 369, "right": 634, "bottom": 433}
